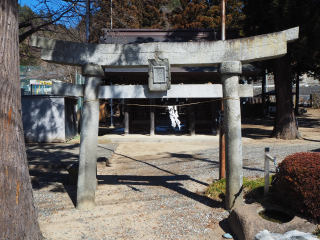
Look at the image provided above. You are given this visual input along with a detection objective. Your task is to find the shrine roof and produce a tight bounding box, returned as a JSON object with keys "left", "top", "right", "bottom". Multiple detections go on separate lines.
{"left": 101, "top": 29, "right": 239, "bottom": 44}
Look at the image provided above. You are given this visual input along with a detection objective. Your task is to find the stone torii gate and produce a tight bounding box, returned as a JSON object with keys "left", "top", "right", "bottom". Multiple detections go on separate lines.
{"left": 31, "top": 27, "right": 298, "bottom": 211}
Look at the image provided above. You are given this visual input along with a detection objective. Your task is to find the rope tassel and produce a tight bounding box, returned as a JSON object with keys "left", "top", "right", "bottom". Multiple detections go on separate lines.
{"left": 168, "top": 106, "right": 181, "bottom": 130}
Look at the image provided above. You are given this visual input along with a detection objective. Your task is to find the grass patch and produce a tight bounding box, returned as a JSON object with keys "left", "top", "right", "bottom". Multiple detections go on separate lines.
{"left": 205, "top": 178, "right": 227, "bottom": 200}
{"left": 205, "top": 176, "right": 274, "bottom": 201}
{"left": 314, "top": 227, "right": 320, "bottom": 239}
{"left": 66, "top": 135, "right": 80, "bottom": 143}
{"left": 73, "top": 135, "right": 81, "bottom": 140}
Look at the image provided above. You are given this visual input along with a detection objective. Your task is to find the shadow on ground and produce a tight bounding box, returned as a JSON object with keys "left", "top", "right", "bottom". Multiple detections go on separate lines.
{"left": 26, "top": 143, "right": 79, "bottom": 168}
{"left": 28, "top": 143, "right": 277, "bottom": 209}
{"left": 28, "top": 143, "right": 225, "bottom": 209}
{"left": 241, "top": 118, "right": 274, "bottom": 139}
{"left": 27, "top": 143, "right": 117, "bottom": 207}
{"left": 297, "top": 114, "right": 320, "bottom": 128}
{"left": 97, "top": 174, "right": 224, "bottom": 209}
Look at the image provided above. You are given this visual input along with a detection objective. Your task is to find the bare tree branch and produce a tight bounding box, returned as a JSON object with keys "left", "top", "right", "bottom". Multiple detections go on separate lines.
{"left": 19, "top": 22, "right": 33, "bottom": 28}
{"left": 19, "top": 5, "right": 75, "bottom": 43}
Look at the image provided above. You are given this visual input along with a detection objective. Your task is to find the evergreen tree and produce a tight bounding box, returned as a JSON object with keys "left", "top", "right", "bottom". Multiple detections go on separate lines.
{"left": 89, "top": 0, "right": 168, "bottom": 43}
{"left": 243, "top": 0, "right": 320, "bottom": 139}
{"left": 170, "top": 0, "right": 244, "bottom": 30}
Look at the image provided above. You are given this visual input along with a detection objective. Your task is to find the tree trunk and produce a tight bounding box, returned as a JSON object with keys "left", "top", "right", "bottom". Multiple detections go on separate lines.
{"left": 262, "top": 68, "right": 266, "bottom": 106}
{"left": 295, "top": 65, "right": 300, "bottom": 116}
{"left": 0, "top": 0, "right": 43, "bottom": 239}
{"left": 270, "top": 55, "right": 301, "bottom": 140}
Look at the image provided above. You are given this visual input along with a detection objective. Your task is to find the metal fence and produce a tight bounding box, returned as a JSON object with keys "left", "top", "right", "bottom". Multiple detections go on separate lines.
{"left": 264, "top": 147, "right": 278, "bottom": 197}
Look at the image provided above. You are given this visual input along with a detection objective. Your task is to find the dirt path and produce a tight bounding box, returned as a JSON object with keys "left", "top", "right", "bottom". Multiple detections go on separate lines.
{"left": 31, "top": 108, "right": 320, "bottom": 239}
{"left": 36, "top": 142, "right": 230, "bottom": 240}
{"left": 242, "top": 108, "right": 320, "bottom": 144}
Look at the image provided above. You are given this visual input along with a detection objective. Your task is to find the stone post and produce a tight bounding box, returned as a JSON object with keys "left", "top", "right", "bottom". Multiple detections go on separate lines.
{"left": 77, "top": 64, "right": 104, "bottom": 210}
{"left": 219, "top": 61, "right": 243, "bottom": 210}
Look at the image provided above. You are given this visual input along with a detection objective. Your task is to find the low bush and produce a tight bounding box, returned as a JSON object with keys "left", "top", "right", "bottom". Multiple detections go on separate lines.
{"left": 273, "top": 152, "right": 320, "bottom": 221}
{"left": 313, "top": 227, "right": 320, "bottom": 239}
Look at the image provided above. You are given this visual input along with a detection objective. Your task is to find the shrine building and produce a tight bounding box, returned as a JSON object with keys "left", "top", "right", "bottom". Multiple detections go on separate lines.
{"left": 101, "top": 29, "right": 261, "bottom": 135}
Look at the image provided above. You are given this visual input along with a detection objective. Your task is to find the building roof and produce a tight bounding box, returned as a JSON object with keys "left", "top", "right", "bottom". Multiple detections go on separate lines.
{"left": 299, "top": 86, "right": 320, "bottom": 95}
{"left": 255, "top": 86, "right": 320, "bottom": 97}
{"left": 101, "top": 28, "right": 239, "bottom": 44}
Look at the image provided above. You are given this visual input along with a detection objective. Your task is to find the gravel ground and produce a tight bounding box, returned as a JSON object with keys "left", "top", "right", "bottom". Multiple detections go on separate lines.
{"left": 28, "top": 109, "right": 320, "bottom": 239}
{"left": 201, "top": 141, "right": 320, "bottom": 179}
{"left": 29, "top": 140, "right": 320, "bottom": 240}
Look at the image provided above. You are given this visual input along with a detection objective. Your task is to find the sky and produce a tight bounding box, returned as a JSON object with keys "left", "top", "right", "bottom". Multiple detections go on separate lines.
{"left": 18, "top": 0, "right": 81, "bottom": 28}
{"left": 19, "top": 0, "right": 39, "bottom": 9}
{"left": 18, "top": 0, "right": 91, "bottom": 30}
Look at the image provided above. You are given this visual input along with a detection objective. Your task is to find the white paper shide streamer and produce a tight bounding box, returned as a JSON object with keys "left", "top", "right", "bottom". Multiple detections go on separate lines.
{"left": 168, "top": 106, "right": 181, "bottom": 130}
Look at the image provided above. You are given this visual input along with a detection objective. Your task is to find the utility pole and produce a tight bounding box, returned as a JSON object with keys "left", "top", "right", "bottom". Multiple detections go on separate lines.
{"left": 219, "top": 0, "right": 226, "bottom": 179}
{"left": 86, "top": 0, "right": 90, "bottom": 43}
{"left": 110, "top": 82, "right": 114, "bottom": 128}
{"left": 111, "top": 0, "right": 113, "bottom": 29}
{"left": 221, "top": 0, "right": 225, "bottom": 41}
{"left": 110, "top": 1, "right": 113, "bottom": 127}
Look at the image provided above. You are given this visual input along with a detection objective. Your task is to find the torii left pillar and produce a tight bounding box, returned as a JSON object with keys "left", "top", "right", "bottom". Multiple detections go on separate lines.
{"left": 77, "top": 64, "right": 104, "bottom": 210}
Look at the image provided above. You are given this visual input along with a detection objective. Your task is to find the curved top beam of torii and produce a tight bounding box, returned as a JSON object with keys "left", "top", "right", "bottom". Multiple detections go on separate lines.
{"left": 30, "top": 27, "right": 298, "bottom": 68}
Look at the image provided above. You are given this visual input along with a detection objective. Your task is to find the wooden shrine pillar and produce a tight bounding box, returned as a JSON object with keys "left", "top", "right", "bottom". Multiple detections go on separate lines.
{"left": 212, "top": 100, "right": 218, "bottom": 135}
{"left": 124, "top": 99, "right": 129, "bottom": 135}
{"left": 150, "top": 99, "right": 155, "bottom": 136}
{"left": 189, "top": 99, "right": 195, "bottom": 136}
{"left": 219, "top": 98, "right": 225, "bottom": 180}
{"left": 120, "top": 99, "right": 123, "bottom": 119}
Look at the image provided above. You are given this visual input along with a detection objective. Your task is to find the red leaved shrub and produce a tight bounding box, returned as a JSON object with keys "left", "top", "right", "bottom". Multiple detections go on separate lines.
{"left": 273, "top": 152, "right": 320, "bottom": 221}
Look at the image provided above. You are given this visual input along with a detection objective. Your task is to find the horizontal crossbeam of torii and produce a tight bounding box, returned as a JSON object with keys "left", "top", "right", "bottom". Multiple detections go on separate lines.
{"left": 30, "top": 27, "right": 299, "bottom": 211}
{"left": 53, "top": 83, "right": 254, "bottom": 99}
{"left": 31, "top": 27, "right": 298, "bottom": 67}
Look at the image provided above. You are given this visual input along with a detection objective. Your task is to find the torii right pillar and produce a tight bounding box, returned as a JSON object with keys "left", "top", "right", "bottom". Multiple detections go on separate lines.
{"left": 220, "top": 61, "right": 243, "bottom": 210}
